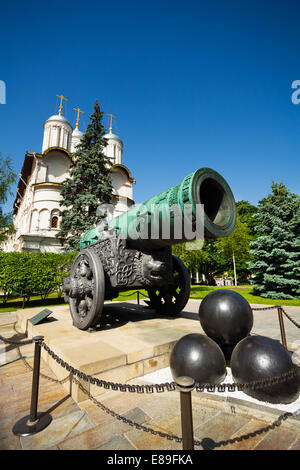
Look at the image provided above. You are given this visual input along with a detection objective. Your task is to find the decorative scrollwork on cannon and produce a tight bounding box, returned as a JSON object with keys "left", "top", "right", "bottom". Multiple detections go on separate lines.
{"left": 63, "top": 167, "right": 237, "bottom": 330}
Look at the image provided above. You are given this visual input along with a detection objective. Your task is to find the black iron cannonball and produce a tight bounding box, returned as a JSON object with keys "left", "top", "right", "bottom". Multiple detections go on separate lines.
{"left": 198, "top": 289, "right": 253, "bottom": 348}
{"left": 230, "top": 335, "right": 300, "bottom": 404}
{"left": 170, "top": 333, "right": 227, "bottom": 385}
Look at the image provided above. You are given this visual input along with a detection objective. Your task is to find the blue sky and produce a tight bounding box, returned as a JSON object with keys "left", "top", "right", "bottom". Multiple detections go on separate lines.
{"left": 1, "top": 0, "right": 300, "bottom": 213}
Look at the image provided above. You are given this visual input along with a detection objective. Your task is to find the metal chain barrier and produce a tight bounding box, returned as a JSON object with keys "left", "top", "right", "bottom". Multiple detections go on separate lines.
{"left": 0, "top": 324, "right": 71, "bottom": 385}
{"left": 252, "top": 305, "right": 280, "bottom": 311}
{"left": 72, "top": 376, "right": 183, "bottom": 443}
{"left": 72, "top": 375, "right": 300, "bottom": 449}
{"left": 1, "top": 322, "right": 300, "bottom": 449}
{"left": 0, "top": 321, "right": 299, "bottom": 394}
{"left": 195, "top": 410, "right": 298, "bottom": 449}
{"left": 281, "top": 306, "right": 300, "bottom": 329}
{"left": 252, "top": 304, "right": 300, "bottom": 328}
{"left": 41, "top": 341, "right": 176, "bottom": 393}
{"left": 17, "top": 343, "right": 71, "bottom": 385}
{"left": 118, "top": 290, "right": 149, "bottom": 298}
{"left": 41, "top": 340, "right": 300, "bottom": 394}
{"left": 0, "top": 333, "right": 33, "bottom": 346}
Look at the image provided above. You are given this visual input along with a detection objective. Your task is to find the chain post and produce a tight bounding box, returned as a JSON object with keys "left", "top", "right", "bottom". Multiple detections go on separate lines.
{"left": 175, "top": 376, "right": 195, "bottom": 451}
{"left": 137, "top": 291, "right": 140, "bottom": 305}
{"left": 12, "top": 336, "right": 52, "bottom": 436}
{"left": 277, "top": 306, "right": 288, "bottom": 349}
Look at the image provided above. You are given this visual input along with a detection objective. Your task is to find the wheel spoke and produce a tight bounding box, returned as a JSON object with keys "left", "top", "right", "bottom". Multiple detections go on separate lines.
{"left": 67, "top": 249, "right": 105, "bottom": 330}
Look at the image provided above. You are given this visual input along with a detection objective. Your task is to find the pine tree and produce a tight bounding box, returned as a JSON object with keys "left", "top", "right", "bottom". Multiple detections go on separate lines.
{"left": 249, "top": 182, "right": 300, "bottom": 299}
{"left": 56, "top": 101, "right": 113, "bottom": 251}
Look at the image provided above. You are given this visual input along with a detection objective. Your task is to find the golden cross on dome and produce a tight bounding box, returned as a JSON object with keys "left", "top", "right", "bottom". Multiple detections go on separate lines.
{"left": 73, "top": 107, "right": 84, "bottom": 129}
{"left": 56, "top": 94, "right": 68, "bottom": 115}
{"left": 107, "top": 113, "right": 116, "bottom": 133}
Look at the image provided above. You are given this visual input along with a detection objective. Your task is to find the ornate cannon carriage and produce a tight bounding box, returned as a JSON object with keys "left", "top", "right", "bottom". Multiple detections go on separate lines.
{"left": 63, "top": 167, "right": 236, "bottom": 330}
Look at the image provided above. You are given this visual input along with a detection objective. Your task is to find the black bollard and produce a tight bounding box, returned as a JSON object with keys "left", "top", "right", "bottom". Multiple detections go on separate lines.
{"left": 277, "top": 306, "right": 287, "bottom": 349}
{"left": 13, "top": 336, "right": 52, "bottom": 437}
{"left": 176, "top": 376, "right": 195, "bottom": 451}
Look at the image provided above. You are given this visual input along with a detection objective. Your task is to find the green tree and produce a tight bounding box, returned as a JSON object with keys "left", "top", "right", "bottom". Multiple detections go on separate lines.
{"left": 0, "top": 252, "right": 77, "bottom": 306}
{"left": 249, "top": 182, "right": 300, "bottom": 299}
{"left": 172, "top": 239, "right": 221, "bottom": 285}
{"left": 172, "top": 241, "right": 207, "bottom": 276}
{"left": 56, "top": 101, "right": 114, "bottom": 251}
{"left": 213, "top": 214, "right": 252, "bottom": 285}
{"left": 236, "top": 200, "right": 258, "bottom": 236}
{"left": 0, "top": 153, "right": 17, "bottom": 245}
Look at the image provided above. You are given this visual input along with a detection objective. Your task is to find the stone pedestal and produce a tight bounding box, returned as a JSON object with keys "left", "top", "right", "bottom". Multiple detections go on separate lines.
{"left": 16, "top": 301, "right": 203, "bottom": 403}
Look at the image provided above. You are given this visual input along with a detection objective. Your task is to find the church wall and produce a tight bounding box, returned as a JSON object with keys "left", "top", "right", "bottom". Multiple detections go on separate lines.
{"left": 30, "top": 209, "right": 39, "bottom": 232}
{"left": 111, "top": 169, "right": 133, "bottom": 200}
{"left": 36, "top": 161, "right": 47, "bottom": 183}
{"left": 31, "top": 186, "right": 63, "bottom": 231}
{"left": 113, "top": 198, "right": 131, "bottom": 215}
{"left": 13, "top": 163, "right": 37, "bottom": 236}
{"left": 42, "top": 152, "right": 71, "bottom": 183}
{"left": 39, "top": 208, "right": 50, "bottom": 229}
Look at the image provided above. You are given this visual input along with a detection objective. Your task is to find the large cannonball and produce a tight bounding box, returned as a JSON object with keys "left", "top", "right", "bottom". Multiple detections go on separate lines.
{"left": 198, "top": 289, "right": 253, "bottom": 350}
{"left": 170, "top": 333, "right": 227, "bottom": 385}
{"left": 231, "top": 335, "right": 300, "bottom": 404}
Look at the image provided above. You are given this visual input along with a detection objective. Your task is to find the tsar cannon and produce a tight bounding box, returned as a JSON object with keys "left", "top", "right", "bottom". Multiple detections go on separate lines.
{"left": 63, "top": 167, "right": 237, "bottom": 330}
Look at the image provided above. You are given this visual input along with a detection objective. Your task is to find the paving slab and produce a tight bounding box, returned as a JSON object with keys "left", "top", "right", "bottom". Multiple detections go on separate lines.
{"left": 1, "top": 300, "right": 300, "bottom": 451}
{"left": 254, "top": 427, "right": 300, "bottom": 450}
{"left": 20, "top": 409, "right": 94, "bottom": 450}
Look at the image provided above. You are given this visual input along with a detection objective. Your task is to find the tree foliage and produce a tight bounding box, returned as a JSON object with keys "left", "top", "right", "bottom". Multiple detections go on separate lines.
{"left": 56, "top": 101, "right": 114, "bottom": 251}
{"left": 249, "top": 182, "right": 300, "bottom": 299}
{"left": 0, "top": 252, "right": 76, "bottom": 307}
{"left": 172, "top": 208, "right": 253, "bottom": 285}
{"left": 236, "top": 200, "right": 258, "bottom": 236}
{"left": 0, "top": 153, "right": 17, "bottom": 245}
{"left": 172, "top": 239, "right": 221, "bottom": 285}
{"left": 213, "top": 214, "right": 252, "bottom": 283}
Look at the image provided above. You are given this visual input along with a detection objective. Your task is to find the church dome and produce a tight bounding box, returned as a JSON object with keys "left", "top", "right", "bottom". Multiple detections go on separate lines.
{"left": 72, "top": 127, "right": 83, "bottom": 138}
{"left": 42, "top": 113, "right": 73, "bottom": 153}
{"left": 44, "top": 114, "right": 72, "bottom": 126}
{"left": 71, "top": 127, "right": 84, "bottom": 153}
{"left": 103, "top": 130, "right": 123, "bottom": 165}
{"left": 103, "top": 132, "right": 122, "bottom": 142}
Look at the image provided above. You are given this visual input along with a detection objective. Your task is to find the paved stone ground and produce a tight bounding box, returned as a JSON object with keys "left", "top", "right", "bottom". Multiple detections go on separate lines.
{"left": 1, "top": 301, "right": 300, "bottom": 451}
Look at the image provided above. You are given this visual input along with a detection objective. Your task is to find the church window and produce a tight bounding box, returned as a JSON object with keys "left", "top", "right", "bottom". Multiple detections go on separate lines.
{"left": 51, "top": 216, "right": 59, "bottom": 229}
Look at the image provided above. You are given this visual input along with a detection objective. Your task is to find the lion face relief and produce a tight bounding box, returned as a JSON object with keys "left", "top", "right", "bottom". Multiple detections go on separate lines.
{"left": 141, "top": 253, "right": 171, "bottom": 285}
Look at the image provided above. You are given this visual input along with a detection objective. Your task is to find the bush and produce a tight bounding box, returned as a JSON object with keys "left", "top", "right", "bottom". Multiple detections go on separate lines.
{"left": 0, "top": 251, "right": 77, "bottom": 307}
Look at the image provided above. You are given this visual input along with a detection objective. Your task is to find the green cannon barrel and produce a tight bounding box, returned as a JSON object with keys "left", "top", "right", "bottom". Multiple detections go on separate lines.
{"left": 80, "top": 167, "right": 236, "bottom": 250}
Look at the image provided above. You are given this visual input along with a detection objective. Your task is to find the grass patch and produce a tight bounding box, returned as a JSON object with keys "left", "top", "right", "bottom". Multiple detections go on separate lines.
{"left": 0, "top": 286, "right": 299, "bottom": 315}
{"left": 0, "top": 290, "right": 150, "bottom": 314}
{"left": 0, "top": 292, "right": 66, "bottom": 313}
{"left": 190, "top": 285, "right": 300, "bottom": 307}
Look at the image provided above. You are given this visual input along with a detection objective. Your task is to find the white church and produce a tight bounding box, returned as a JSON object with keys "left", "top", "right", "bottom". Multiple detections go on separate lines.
{"left": 4, "top": 96, "right": 135, "bottom": 253}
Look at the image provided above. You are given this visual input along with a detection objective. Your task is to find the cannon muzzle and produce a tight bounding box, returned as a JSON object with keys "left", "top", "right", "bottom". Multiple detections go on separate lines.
{"left": 80, "top": 167, "right": 236, "bottom": 250}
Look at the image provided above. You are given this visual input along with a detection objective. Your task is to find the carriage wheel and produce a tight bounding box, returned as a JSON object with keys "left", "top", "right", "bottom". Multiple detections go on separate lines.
{"left": 67, "top": 248, "right": 105, "bottom": 330}
{"left": 147, "top": 255, "right": 190, "bottom": 315}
